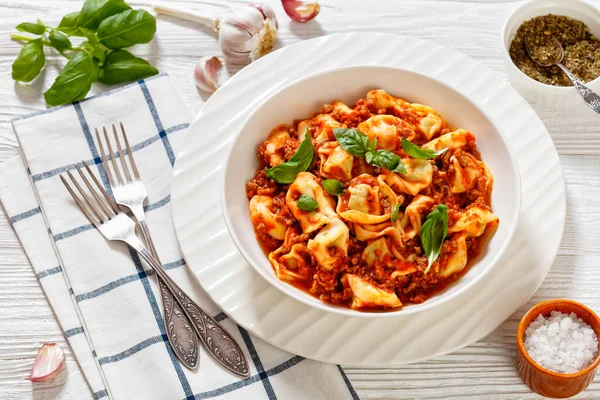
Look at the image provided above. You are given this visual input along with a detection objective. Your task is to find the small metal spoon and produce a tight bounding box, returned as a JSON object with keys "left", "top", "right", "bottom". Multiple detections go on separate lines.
{"left": 525, "top": 37, "right": 600, "bottom": 114}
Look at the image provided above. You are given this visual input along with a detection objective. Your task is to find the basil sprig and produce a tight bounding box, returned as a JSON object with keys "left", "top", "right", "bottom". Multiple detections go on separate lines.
{"left": 12, "top": 38, "right": 45, "bottom": 82}
{"left": 420, "top": 204, "right": 449, "bottom": 274}
{"left": 322, "top": 179, "right": 345, "bottom": 196}
{"left": 401, "top": 138, "right": 448, "bottom": 159}
{"left": 265, "top": 132, "right": 314, "bottom": 184}
{"left": 10, "top": 0, "right": 158, "bottom": 106}
{"left": 391, "top": 203, "right": 400, "bottom": 223}
{"left": 333, "top": 128, "right": 407, "bottom": 174}
{"left": 297, "top": 194, "right": 319, "bottom": 212}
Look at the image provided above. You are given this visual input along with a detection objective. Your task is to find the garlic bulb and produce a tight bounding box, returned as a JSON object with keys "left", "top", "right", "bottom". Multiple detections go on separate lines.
{"left": 27, "top": 343, "right": 65, "bottom": 383}
{"left": 281, "top": 0, "right": 320, "bottom": 22}
{"left": 153, "top": 3, "right": 278, "bottom": 65}
{"left": 194, "top": 56, "right": 222, "bottom": 93}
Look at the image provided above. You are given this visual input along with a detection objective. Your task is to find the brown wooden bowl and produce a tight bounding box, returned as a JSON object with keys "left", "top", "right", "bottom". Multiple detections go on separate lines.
{"left": 516, "top": 299, "right": 600, "bottom": 398}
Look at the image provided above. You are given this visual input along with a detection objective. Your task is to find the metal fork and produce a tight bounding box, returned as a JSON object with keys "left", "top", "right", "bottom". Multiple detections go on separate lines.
{"left": 61, "top": 163, "right": 250, "bottom": 377}
{"left": 96, "top": 123, "right": 199, "bottom": 370}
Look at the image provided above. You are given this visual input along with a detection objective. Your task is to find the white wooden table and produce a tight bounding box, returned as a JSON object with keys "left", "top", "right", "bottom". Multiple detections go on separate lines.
{"left": 1, "top": 0, "right": 600, "bottom": 398}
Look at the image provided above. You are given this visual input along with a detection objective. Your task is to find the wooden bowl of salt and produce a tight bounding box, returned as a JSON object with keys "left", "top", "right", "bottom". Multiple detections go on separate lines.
{"left": 516, "top": 299, "right": 600, "bottom": 398}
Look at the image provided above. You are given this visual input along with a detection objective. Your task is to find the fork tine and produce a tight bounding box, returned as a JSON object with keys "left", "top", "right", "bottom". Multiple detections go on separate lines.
{"left": 120, "top": 122, "right": 141, "bottom": 180}
{"left": 75, "top": 164, "right": 114, "bottom": 219}
{"left": 103, "top": 126, "right": 123, "bottom": 185}
{"left": 96, "top": 128, "right": 116, "bottom": 188}
{"left": 65, "top": 170, "right": 107, "bottom": 223}
{"left": 60, "top": 174, "right": 100, "bottom": 228}
{"left": 112, "top": 123, "right": 132, "bottom": 182}
{"left": 81, "top": 161, "right": 120, "bottom": 214}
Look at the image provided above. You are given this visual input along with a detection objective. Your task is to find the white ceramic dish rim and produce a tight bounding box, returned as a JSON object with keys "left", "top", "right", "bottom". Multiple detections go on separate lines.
{"left": 220, "top": 65, "right": 522, "bottom": 319}
{"left": 501, "top": 0, "right": 600, "bottom": 90}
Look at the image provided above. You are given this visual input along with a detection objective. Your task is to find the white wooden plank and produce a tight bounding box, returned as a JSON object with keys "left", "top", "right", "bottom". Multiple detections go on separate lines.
{"left": 2, "top": 0, "right": 600, "bottom": 398}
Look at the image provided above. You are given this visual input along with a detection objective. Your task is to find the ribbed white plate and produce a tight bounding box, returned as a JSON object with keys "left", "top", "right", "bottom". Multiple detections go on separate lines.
{"left": 171, "top": 33, "right": 566, "bottom": 366}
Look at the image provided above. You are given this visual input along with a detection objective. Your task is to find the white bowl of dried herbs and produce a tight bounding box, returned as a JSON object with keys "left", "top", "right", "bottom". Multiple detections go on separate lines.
{"left": 502, "top": 0, "right": 600, "bottom": 108}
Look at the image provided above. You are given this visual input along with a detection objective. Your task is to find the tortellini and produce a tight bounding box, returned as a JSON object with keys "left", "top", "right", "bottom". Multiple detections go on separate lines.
{"left": 448, "top": 151, "right": 493, "bottom": 194}
{"left": 345, "top": 274, "right": 402, "bottom": 309}
{"left": 286, "top": 172, "right": 337, "bottom": 233}
{"left": 318, "top": 142, "right": 354, "bottom": 182}
{"left": 410, "top": 103, "right": 443, "bottom": 141}
{"left": 382, "top": 159, "right": 433, "bottom": 196}
{"left": 262, "top": 125, "right": 291, "bottom": 166}
{"left": 298, "top": 114, "right": 343, "bottom": 146}
{"left": 354, "top": 222, "right": 403, "bottom": 247}
{"left": 438, "top": 232, "right": 468, "bottom": 278}
{"left": 269, "top": 228, "right": 313, "bottom": 282}
{"left": 399, "top": 195, "right": 435, "bottom": 240}
{"left": 249, "top": 195, "right": 288, "bottom": 240}
{"left": 449, "top": 206, "right": 498, "bottom": 237}
{"left": 423, "top": 129, "right": 475, "bottom": 152}
{"left": 357, "top": 115, "right": 415, "bottom": 151}
{"left": 336, "top": 174, "right": 399, "bottom": 224}
{"left": 307, "top": 218, "right": 350, "bottom": 271}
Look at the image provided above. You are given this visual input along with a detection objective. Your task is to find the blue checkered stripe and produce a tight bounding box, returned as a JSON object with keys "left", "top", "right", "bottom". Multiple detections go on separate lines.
{"left": 10, "top": 75, "right": 359, "bottom": 400}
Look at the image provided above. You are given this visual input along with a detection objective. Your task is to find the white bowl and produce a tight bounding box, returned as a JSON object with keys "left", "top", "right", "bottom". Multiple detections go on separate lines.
{"left": 221, "top": 66, "right": 521, "bottom": 317}
{"left": 502, "top": 0, "right": 600, "bottom": 107}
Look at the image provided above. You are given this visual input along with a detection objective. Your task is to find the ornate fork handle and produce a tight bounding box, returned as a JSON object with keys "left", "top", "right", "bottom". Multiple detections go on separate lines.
{"left": 127, "top": 234, "right": 250, "bottom": 377}
{"left": 137, "top": 218, "right": 199, "bottom": 370}
{"left": 557, "top": 63, "right": 600, "bottom": 114}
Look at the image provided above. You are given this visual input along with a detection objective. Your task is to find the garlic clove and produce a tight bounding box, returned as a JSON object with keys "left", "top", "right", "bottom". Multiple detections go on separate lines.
{"left": 218, "top": 5, "right": 278, "bottom": 64}
{"left": 194, "top": 56, "right": 222, "bottom": 94}
{"left": 281, "top": 0, "right": 320, "bottom": 23}
{"left": 27, "top": 343, "right": 66, "bottom": 383}
{"left": 251, "top": 4, "right": 278, "bottom": 29}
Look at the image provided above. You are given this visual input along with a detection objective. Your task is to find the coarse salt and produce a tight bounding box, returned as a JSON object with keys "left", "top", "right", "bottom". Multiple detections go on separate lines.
{"left": 524, "top": 311, "right": 598, "bottom": 374}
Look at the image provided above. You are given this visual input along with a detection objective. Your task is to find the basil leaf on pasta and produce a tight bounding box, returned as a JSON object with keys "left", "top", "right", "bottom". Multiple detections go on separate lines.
{"left": 297, "top": 194, "right": 319, "bottom": 212}
{"left": 402, "top": 138, "right": 448, "bottom": 159}
{"left": 265, "top": 130, "right": 314, "bottom": 184}
{"left": 333, "top": 128, "right": 372, "bottom": 158}
{"left": 420, "top": 204, "right": 449, "bottom": 274}
{"left": 391, "top": 203, "right": 401, "bottom": 223}
{"left": 322, "top": 179, "right": 345, "bottom": 196}
{"left": 366, "top": 149, "right": 407, "bottom": 174}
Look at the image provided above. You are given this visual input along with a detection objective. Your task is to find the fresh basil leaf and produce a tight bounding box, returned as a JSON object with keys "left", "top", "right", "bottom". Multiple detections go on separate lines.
{"left": 99, "top": 50, "right": 158, "bottom": 84}
{"left": 57, "top": 12, "right": 81, "bottom": 35}
{"left": 12, "top": 38, "right": 45, "bottom": 82}
{"left": 365, "top": 149, "right": 401, "bottom": 170}
{"left": 421, "top": 204, "right": 449, "bottom": 274}
{"left": 79, "top": 28, "right": 99, "bottom": 45}
{"left": 92, "top": 47, "right": 107, "bottom": 65}
{"left": 333, "top": 128, "right": 372, "bottom": 158}
{"left": 49, "top": 29, "right": 72, "bottom": 51}
{"left": 78, "top": 0, "right": 131, "bottom": 30}
{"left": 391, "top": 159, "right": 407, "bottom": 174}
{"left": 367, "top": 138, "right": 377, "bottom": 152}
{"left": 16, "top": 22, "right": 46, "bottom": 35}
{"left": 97, "top": 9, "right": 156, "bottom": 49}
{"left": 44, "top": 51, "right": 99, "bottom": 106}
{"left": 265, "top": 132, "right": 314, "bottom": 184}
{"left": 401, "top": 138, "right": 448, "bottom": 159}
{"left": 391, "top": 203, "right": 400, "bottom": 224}
{"left": 297, "top": 194, "right": 319, "bottom": 212}
{"left": 322, "top": 179, "right": 345, "bottom": 196}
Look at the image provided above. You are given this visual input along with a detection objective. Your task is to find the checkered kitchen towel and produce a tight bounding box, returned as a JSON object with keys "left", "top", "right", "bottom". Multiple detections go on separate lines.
{"left": 0, "top": 74, "right": 359, "bottom": 400}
